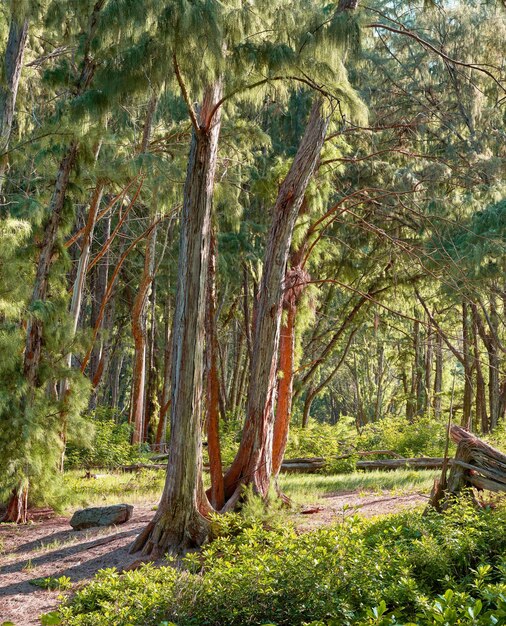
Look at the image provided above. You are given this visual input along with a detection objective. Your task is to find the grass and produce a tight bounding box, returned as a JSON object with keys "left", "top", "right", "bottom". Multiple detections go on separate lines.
{"left": 279, "top": 468, "right": 438, "bottom": 503}
{"left": 63, "top": 469, "right": 165, "bottom": 510}
{"left": 62, "top": 467, "right": 438, "bottom": 510}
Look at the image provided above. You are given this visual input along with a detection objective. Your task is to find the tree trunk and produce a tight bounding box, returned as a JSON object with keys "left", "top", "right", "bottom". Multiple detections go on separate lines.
{"left": 59, "top": 183, "right": 104, "bottom": 469}
{"left": 1, "top": 485, "right": 29, "bottom": 524}
{"left": 131, "top": 82, "right": 223, "bottom": 555}
{"left": 0, "top": 15, "right": 29, "bottom": 192}
{"left": 462, "top": 301, "right": 473, "bottom": 430}
{"left": 471, "top": 304, "right": 488, "bottom": 433}
{"left": 488, "top": 296, "right": 500, "bottom": 430}
{"left": 155, "top": 296, "right": 172, "bottom": 446}
{"left": 434, "top": 330, "right": 443, "bottom": 418}
{"left": 223, "top": 98, "right": 329, "bottom": 505}
{"left": 131, "top": 222, "right": 158, "bottom": 444}
{"left": 424, "top": 326, "right": 433, "bottom": 415}
{"left": 24, "top": 143, "right": 79, "bottom": 390}
{"left": 143, "top": 278, "right": 158, "bottom": 442}
{"left": 205, "top": 232, "right": 225, "bottom": 509}
{"left": 272, "top": 297, "right": 297, "bottom": 476}
{"left": 88, "top": 213, "right": 111, "bottom": 398}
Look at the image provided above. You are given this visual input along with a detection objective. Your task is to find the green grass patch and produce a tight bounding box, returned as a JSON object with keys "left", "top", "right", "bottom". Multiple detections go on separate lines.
{"left": 61, "top": 468, "right": 437, "bottom": 511}
{"left": 63, "top": 470, "right": 165, "bottom": 510}
{"left": 280, "top": 469, "right": 438, "bottom": 503}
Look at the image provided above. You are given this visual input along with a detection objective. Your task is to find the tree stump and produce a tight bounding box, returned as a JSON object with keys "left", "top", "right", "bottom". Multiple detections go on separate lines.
{"left": 428, "top": 425, "right": 506, "bottom": 512}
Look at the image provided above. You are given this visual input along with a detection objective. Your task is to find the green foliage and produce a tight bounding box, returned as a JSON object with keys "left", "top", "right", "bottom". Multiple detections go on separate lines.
{"left": 30, "top": 576, "right": 72, "bottom": 591}
{"left": 285, "top": 420, "right": 356, "bottom": 458}
{"left": 54, "top": 502, "right": 506, "bottom": 626}
{"left": 358, "top": 416, "right": 451, "bottom": 458}
{"left": 65, "top": 410, "right": 147, "bottom": 470}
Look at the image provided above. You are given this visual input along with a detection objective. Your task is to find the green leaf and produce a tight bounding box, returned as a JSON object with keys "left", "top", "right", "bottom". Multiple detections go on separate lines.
{"left": 40, "top": 613, "right": 62, "bottom": 626}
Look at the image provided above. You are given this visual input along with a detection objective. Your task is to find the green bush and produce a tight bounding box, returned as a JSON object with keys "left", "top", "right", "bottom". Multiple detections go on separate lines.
{"left": 54, "top": 500, "right": 506, "bottom": 626}
{"left": 65, "top": 409, "right": 148, "bottom": 469}
{"left": 285, "top": 420, "right": 356, "bottom": 459}
{"left": 358, "top": 416, "right": 450, "bottom": 458}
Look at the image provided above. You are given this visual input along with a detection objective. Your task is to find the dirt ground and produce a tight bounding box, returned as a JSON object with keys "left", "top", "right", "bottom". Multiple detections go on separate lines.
{"left": 0, "top": 491, "right": 428, "bottom": 626}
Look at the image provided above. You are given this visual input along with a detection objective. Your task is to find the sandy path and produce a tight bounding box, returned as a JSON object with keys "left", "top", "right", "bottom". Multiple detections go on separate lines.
{"left": 0, "top": 506, "right": 154, "bottom": 626}
{"left": 0, "top": 492, "right": 427, "bottom": 625}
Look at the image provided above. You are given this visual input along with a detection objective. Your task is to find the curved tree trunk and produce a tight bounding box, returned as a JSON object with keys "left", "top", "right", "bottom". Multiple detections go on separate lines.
{"left": 131, "top": 82, "right": 223, "bottom": 555}
{"left": 223, "top": 98, "right": 330, "bottom": 505}
{"left": 272, "top": 265, "right": 309, "bottom": 476}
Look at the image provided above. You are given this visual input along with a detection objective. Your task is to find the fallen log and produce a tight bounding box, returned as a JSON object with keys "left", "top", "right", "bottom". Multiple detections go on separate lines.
{"left": 355, "top": 457, "right": 447, "bottom": 471}
{"left": 121, "top": 454, "right": 448, "bottom": 474}
{"left": 120, "top": 463, "right": 167, "bottom": 472}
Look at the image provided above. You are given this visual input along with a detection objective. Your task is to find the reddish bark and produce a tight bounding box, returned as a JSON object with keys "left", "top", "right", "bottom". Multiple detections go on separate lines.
{"left": 272, "top": 302, "right": 296, "bottom": 476}
{"left": 2, "top": 486, "right": 29, "bottom": 524}
{"left": 205, "top": 233, "right": 225, "bottom": 509}
{"left": 155, "top": 297, "right": 172, "bottom": 446}
{"left": 131, "top": 223, "right": 158, "bottom": 444}
{"left": 223, "top": 98, "right": 330, "bottom": 505}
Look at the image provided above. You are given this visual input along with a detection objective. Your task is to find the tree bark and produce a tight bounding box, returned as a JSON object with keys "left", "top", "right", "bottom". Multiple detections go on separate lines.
{"left": 0, "top": 15, "right": 29, "bottom": 192}
{"left": 223, "top": 98, "right": 330, "bottom": 505}
{"left": 131, "top": 81, "right": 223, "bottom": 555}
{"left": 471, "top": 304, "right": 488, "bottom": 433}
{"left": 155, "top": 296, "right": 172, "bottom": 446}
{"left": 143, "top": 277, "right": 158, "bottom": 442}
{"left": 58, "top": 183, "right": 104, "bottom": 469}
{"left": 434, "top": 330, "right": 443, "bottom": 418}
{"left": 462, "top": 301, "right": 473, "bottom": 430}
{"left": 272, "top": 292, "right": 297, "bottom": 476}
{"left": 205, "top": 231, "right": 225, "bottom": 509}
{"left": 131, "top": 222, "right": 158, "bottom": 444}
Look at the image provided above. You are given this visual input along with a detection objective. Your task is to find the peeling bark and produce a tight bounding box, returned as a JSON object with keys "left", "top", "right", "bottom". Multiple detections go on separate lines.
{"left": 132, "top": 82, "right": 223, "bottom": 555}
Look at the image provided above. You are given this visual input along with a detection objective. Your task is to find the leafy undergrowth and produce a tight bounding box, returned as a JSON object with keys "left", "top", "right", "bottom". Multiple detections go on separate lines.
{"left": 51, "top": 500, "right": 506, "bottom": 626}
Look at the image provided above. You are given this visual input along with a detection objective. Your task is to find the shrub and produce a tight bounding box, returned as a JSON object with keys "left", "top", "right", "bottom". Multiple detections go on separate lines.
{"left": 358, "top": 415, "right": 450, "bottom": 458}
{"left": 53, "top": 501, "right": 506, "bottom": 626}
{"left": 65, "top": 409, "right": 148, "bottom": 469}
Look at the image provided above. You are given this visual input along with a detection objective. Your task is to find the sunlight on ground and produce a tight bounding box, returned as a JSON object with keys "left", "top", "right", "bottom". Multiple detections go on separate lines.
{"left": 63, "top": 468, "right": 438, "bottom": 510}
{"left": 279, "top": 469, "right": 438, "bottom": 504}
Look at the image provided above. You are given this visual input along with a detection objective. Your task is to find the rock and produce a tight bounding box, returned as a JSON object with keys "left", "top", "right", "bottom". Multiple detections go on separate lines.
{"left": 70, "top": 504, "right": 134, "bottom": 530}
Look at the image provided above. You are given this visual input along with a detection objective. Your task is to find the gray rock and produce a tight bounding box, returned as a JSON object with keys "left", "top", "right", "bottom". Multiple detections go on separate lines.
{"left": 70, "top": 504, "right": 134, "bottom": 530}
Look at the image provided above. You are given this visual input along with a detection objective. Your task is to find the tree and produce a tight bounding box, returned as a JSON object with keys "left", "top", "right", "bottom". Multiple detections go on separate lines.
{"left": 0, "top": 6, "right": 29, "bottom": 192}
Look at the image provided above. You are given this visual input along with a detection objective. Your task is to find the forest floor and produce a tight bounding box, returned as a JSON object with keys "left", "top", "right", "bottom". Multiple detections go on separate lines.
{"left": 0, "top": 477, "right": 431, "bottom": 626}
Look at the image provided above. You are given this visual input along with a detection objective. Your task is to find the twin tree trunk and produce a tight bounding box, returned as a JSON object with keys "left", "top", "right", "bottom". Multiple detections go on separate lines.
{"left": 222, "top": 98, "right": 330, "bottom": 506}
{"left": 131, "top": 82, "right": 223, "bottom": 555}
